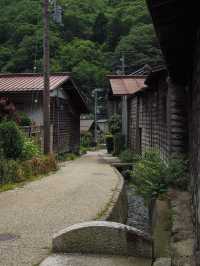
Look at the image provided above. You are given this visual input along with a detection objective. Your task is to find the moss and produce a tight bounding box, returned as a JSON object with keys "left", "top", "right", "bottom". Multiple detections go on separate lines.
{"left": 95, "top": 198, "right": 113, "bottom": 220}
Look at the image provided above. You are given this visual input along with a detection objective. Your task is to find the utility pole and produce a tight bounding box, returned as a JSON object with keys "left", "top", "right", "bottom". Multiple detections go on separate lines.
{"left": 121, "top": 54, "right": 125, "bottom": 75}
{"left": 93, "top": 88, "right": 103, "bottom": 145}
{"left": 43, "top": 0, "right": 51, "bottom": 154}
{"left": 94, "top": 89, "right": 97, "bottom": 145}
{"left": 120, "top": 53, "right": 128, "bottom": 148}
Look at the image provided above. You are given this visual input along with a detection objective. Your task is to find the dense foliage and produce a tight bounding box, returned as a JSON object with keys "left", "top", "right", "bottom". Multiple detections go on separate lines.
{"left": 108, "top": 114, "right": 121, "bottom": 135}
{"left": 0, "top": 154, "right": 58, "bottom": 185}
{"left": 119, "top": 149, "right": 134, "bottom": 163}
{"left": 0, "top": 121, "right": 24, "bottom": 159}
{"left": 17, "top": 112, "right": 32, "bottom": 126}
{"left": 132, "top": 150, "right": 188, "bottom": 202}
{"left": 0, "top": 0, "right": 162, "bottom": 98}
{"left": 0, "top": 120, "right": 56, "bottom": 186}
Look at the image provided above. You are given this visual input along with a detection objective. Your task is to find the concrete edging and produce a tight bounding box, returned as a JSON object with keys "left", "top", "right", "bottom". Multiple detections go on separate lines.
{"left": 97, "top": 167, "right": 128, "bottom": 224}
{"left": 52, "top": 221, "right": 153, "bottom": 258}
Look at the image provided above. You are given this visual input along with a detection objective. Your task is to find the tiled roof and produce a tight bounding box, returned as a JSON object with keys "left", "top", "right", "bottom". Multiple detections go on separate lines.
{"left": 107, "top": 75, "right": 146, "bottom": 96}
{"left": 0, "top": 73, "right": 70, "bottom": 92}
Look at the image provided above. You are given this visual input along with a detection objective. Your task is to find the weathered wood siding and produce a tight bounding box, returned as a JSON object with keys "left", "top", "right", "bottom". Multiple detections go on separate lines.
{"left": 51, "top": 97, "right": 80, "bottom": 154}
{"left": 190, "top": 31, "right": 200, "bottom": 258}
{"left": 127, "top": 75, "right": 187, "bottom": 160}
{"left": 128, "top": 79, "right": 169, "bottom": 159}
{"left": 128, "top": 96, "right": 138, "bottom": 152}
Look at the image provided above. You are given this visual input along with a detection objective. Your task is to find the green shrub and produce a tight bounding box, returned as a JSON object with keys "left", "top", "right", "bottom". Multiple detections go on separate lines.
{"left": 57, "top": 152, "right": 78, "bottom": 161}
{"left": 108, "top": 114, "right": 121, "bottom": 135}
{"left": 120, "top": 149, "right": 134, "bottom": 163}
{"left": 0, "top": 158, "right": 21, "bottom": 184}
{"left": 105, "top": 133, "right": 114, "bottom": 153}
{"left": 20, "top": 137, "right": 41, "bottom": 160}
{"left": 17, "top": 112, "right": 31, "bottom": 126}
{"left": 81, "top": 131, "right": 93, "bottom": 147}
{"left": 80, "top": 145, "right": 88, "bottom": 155}
{"left": 0, "top": 121, "right": 24, "bottom": 159}
{"left": 132, "top": 150, "right": 188, "bottom": 202}
{"left": 0, "top": 154, "right": 58, "bottom": 186}
{"left": 132, "top": 150, "right": 168, "bottom": 202}
{"left": 20, "top": 155, "right": 58, "bottom": 178}
{"left": 165, "top": 156, "right": 189, "bottom": 190}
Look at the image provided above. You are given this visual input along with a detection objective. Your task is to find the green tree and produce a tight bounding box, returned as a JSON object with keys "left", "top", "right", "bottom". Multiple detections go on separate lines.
{"left": 0, "top": 0, "right": 162, "bottom": 98}
{"left": 92, "top": 13, "right": 108, "bottom": 44}
{"left": 107, "top": 16, "right": 129, "bottom": 50}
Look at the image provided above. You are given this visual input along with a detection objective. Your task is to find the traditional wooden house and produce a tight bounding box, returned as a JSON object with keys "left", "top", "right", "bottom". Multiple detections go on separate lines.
{"left": 145, "top": 1, "right": 200, "bottom": 263}
{"left": 127, "top": 67, "right": 178, "bottom": 159}
{"left": 0, "top": 73, "right": 88, "bottom": 153}
{"left": 80, "top": 119, "right": 95, "bottom": 135}
{"left": 107, "top": 75, "right": 146, "bottom": 116}
{"left": 107, "top": 75, "right": 146, "bottom": 144}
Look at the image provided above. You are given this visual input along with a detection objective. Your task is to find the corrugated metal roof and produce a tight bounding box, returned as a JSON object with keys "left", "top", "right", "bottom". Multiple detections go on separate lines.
{"left": 0, "top": 73, "right": 70, "bottom": 92}
{"left": 108, "top": 75, "right": 146, "bottom": 96}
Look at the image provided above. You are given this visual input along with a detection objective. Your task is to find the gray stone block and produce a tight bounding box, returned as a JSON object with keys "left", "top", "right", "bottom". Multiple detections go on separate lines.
{"left": 40, "top": 254, "right": 152, "bottom": 266}
{"left": 52, "top": 221, "right": 153, "bottom": 258}
{"left": 153, "top": 258, "right": 171, "bottom": 266}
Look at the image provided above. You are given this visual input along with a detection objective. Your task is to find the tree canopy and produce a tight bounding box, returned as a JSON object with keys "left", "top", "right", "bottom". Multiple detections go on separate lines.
{"left": 0, "top": 0, "right": 162, "bottom": 97}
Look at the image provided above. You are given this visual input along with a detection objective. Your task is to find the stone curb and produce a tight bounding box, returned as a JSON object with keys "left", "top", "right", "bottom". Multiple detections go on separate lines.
{"left": 52, "top": 221, "right": 153, "bottom": 258}
{"left": 97, "top": 167, "right": 128, "bottom": 224}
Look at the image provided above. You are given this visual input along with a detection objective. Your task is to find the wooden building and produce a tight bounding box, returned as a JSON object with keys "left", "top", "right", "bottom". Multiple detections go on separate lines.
{"left": 107, "top": 75, "right": 146, "bottom": 144}
{"left": 0, "top": 73, "right": 88, "bottom": 153}
{"left": 127, "top": 67, "right": 186, "bottom": 160}
{"left": 145, "top": 1, "right": 199, "bottom": 263}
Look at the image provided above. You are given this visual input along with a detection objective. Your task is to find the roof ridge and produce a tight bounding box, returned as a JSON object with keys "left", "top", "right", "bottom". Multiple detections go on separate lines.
{"left": 107, "top": 75, "right": 147, "bottom": 79}
{"left": 0, "top": 72, "right": 71, "bottom": 78}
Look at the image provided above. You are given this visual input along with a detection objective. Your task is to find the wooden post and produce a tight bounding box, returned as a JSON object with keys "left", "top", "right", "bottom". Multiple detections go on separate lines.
{"left": 43, "top": 0, "right": 51, "bottom": 154}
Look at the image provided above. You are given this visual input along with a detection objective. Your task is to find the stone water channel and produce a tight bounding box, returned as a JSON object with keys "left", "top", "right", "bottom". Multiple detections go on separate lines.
{"left": 115, "top": 165, "right": 150, "bottom": 233}
{"left": 116, "top": 163, "right": 172, "bottom": 266}
{"left": 126, "top": 183, "right": 150, "bottom": 233}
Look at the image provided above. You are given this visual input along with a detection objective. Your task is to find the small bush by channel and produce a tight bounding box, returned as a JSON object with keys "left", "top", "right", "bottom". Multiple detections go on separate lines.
{"left": 119, "top": 149, "right": 188, "bottom": 203}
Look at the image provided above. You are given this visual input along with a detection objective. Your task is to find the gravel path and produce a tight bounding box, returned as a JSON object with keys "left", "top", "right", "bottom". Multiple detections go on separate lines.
{"left": 0, "top": 152, "right": 119, "bottom": 266}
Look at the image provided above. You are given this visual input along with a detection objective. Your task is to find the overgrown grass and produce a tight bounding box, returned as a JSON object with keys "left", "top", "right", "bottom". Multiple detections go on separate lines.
{"left": 57, "top": 152, "right": 79, "bottom": 162}
{"left": 0, "top": 155, "right": 58, "bottom": 192}
{"left": 0, "top": 170, "right": 55, "bottom": 193}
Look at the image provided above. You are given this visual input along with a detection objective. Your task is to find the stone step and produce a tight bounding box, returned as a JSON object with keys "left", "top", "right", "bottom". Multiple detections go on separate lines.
{"left": 52, "top": 221, "right": 153, "bottom": 258}
{"left": 40, "top": 254, "right": 152, "bottom": 266}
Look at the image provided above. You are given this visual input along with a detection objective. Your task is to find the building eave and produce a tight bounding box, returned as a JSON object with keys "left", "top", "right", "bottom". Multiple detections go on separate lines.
{"left": 146, "top": 0, "right": 198, "bottom": 85}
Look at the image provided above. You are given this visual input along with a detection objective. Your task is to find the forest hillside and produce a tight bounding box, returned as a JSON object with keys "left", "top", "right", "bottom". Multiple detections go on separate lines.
{"left": 0, "top": 0, "right": 162, "bottom": 96}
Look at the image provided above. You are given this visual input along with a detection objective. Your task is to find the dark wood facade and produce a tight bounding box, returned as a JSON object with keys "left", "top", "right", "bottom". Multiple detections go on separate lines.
{"left": 127, "top": 69, "right": 188, "bottom": 160}
{"left": 50, "top": 97, "right": 80, "bottom": 154}
{"left": 146, "top": 1, "right": 200, "bottom": 263}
